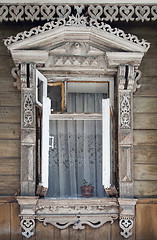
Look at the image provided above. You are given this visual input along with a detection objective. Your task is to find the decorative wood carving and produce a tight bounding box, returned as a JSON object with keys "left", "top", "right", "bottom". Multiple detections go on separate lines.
{"left": 20, "top": 217, "right": 35, "bottom": 239}
{"left": 38, "top": 215, "right": 117, "bottom": 230}
{"left": 23, "top": 91, "right": 34, "bottom": 128}
{"left": 120, "top": 92, "right": 131, "bottom": 129}
{"left": 11, "top": 66, "right": 21, "bottom": 90}
{"left": 0, "top": 4, "right": 157, "bottom": 23}
{"left": 17, "top": 197, "right": 118, "bottom": 235}
{"left": 119, "top": 218, "right": 134, "bottom": 238}
{"left": 4, "top": 16, "right": 150, "bottom": 52}
{"left": 20, "top": 64, "right": 36, "bottom": 195}
{"left": 118, "top": 198, "right": 137, "bottom": 239}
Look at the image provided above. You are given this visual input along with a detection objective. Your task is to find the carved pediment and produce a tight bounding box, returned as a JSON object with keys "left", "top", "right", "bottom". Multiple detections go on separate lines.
{"left": 4, "top": 18, "right": 149, "bottom": 69}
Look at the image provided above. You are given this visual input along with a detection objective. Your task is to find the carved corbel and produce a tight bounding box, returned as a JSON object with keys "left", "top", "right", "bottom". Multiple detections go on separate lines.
{"left": 16, "top": 197, "right": 39, "bottom": 239}
{"left": 11, "top": 66, "right": 21, "bottom": 90}
{"left": 118, "top": 198, "right": 137, "bottom": 239}
{"left": 20, "top": 217, "right": 35, "bottom": 239}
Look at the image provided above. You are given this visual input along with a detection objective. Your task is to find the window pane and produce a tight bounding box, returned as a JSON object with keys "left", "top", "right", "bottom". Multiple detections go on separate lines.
{"left": 47, "top": 85, "right": 62, "bottom": 112}
{"left": 37, "top": 78, "right": 43, "bottom": 105}
{"left": 67, "top": 93, "right": 107, "bottom": 113}
{"left": 47, "top": 119, "right": 105, "bottom": 198}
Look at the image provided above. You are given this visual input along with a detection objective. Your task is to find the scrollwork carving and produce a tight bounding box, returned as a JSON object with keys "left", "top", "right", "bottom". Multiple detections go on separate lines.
{"left": 0, "top": 4, "right": 157, "bottom": 23}
{"left": 38, "top": 215, "right": 117, "bottom": 230}
{"left": 9, "top": 5, "right": 24, "bottom": 22}
{"left": 119, "top": 218, "right": 134, "bottom": 239}
{"left": 104, "top": 5, "right": 119, "bottom": 22}
{"left": 120, "top": 92, "right": 131, "bottom": 129}
{"left": 151, "top": 6, "right": 157, "bottom": 21}
{"left": 4, "top": 14, "right": 150, "bottom": 52}
{"left": 120, "top": 6, "right": 134, "bottom": 22}
{"left": 11, "top": 66, "right": 21, "bottom": 90}
{"left": 21, "top": 217, "right": 35, "bottom": 239}
{"left": 133, "top": 69, "right": 142, "bottom": 92}
{"left": 0, "top": 6, "right": 8, "bottom": 22}
{"left": 25, "top": 5, "right": 40, "bottom": 21}
{"left": 23, "top": 91, "right": 34, "bottom": 128}
{"left": 135, "top": 6, "right": 150, "bottom": 22}
{"left": 41, "top": 4, "right": 55, "bottom": 21}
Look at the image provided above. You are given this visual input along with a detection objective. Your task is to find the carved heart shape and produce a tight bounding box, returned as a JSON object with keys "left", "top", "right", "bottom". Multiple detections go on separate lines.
{"left": 56, "top": 5, "right": 71, "bottom": 18}
{"left": 10, "top": 6, "right": 23, "bottom": 17}
{"left": 41, "top": 5, "right": 55, "bottom": 16}
{"left": 121, "top": 6, "right": 134, "bottom": 16}
{"left": 136, "top": 6, "right": 149, "bottom": 16}
{"left": 0, "top": 6, "right": 8, "bottom": 17}
{"left": 88, "top": 5, "right": 103, "bottom": 19}
{"left": 106, "top": 6, "right": 117, "bottom": 16}
{"left": 25, "top": 6, "right": 39, "bottom": 16}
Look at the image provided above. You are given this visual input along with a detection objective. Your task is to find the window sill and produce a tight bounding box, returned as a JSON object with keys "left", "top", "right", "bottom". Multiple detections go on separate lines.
{"left": 17, "top": 197, "right": 119, "bottom": 230}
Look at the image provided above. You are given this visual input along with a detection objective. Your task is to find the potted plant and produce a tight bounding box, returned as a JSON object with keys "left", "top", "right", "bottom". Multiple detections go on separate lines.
{"left": 80, "top": 179, "right": 94, "bottom": 198}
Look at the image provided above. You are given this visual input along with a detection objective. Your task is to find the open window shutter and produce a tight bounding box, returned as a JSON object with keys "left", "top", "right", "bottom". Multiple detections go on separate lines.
{"left": 102, "top": 99, "right": 113, "bottom": 189}
{"left": 36, "top": 70, "right": 51, "bottom": 195}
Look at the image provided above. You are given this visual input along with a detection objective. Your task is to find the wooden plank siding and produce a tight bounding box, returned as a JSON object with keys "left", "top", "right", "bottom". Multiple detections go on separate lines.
{"left": 123, "top": 22, "right": 157, "bottom": 198}
{"left": 0, "top": 23, "right": 21, "bottom": 196}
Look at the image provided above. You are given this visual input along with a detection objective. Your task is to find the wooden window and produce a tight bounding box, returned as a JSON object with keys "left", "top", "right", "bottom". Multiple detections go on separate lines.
{"left": 35, "top": 75, "right": 115, "bottom": 198}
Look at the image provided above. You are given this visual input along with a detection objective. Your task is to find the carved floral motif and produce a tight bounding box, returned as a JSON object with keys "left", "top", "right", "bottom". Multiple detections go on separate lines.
{"left": 120, "top": 92, "right": 131, "bottom": 129}
{"left": 23, "top": 91, "right": 34, "bottom": 128}
{"left": 0, "top": 4, "right": 157, "bottom": 23}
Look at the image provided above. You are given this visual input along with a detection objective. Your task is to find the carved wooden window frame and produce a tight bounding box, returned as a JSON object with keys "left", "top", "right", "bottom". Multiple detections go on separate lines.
{"left": 3, "top": 19, "right": 150, "bottom": 237}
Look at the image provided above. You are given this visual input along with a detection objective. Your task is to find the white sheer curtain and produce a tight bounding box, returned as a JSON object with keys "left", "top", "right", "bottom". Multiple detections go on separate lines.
{"left": 47, "top": 93, "right": 106, "bottom": 198}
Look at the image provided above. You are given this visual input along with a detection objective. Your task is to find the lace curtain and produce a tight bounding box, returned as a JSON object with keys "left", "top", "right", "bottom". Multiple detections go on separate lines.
{"left": 47, "top": 93, "right": 106, "bottom": 198}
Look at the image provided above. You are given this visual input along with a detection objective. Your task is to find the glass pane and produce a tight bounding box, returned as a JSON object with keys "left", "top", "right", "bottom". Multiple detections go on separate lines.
{"left": 67, "top": 93, "right": 107, "bottom": 113}
{"left": 47, "top": 119, "right": 105, "bottom": 198}
{"left": 37, "top": 78, "right": 43, "bottom": 105}
{"left": 48, "top": 85, "right": 62, "bottom": 112}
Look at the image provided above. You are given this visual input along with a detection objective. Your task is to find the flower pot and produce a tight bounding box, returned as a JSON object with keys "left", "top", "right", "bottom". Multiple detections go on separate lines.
{"left": 80, "top": 185, "right": 94, "bottom": 198}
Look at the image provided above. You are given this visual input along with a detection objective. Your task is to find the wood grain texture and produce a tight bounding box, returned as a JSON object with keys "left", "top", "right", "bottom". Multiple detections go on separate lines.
{"left": 0, "top": 158, "right": 20, "bottom": 175}
{"left": 134, "top": 164, "right": 157, "bottom": 181}
{"left": 133, "top": 97, "right": 157, "bottom": 113}
{"left": 10, "top": 202, "right": 22, "bottom": 240}
{"left": 0, "top": 140, "right": 20, "bottom": 157}
{"left": 0, "top": 123, "right": 20, "bottom": 139}
{"left": 134, "top": 181, "right": 157, "bottom": 197}
{"left": 134, "top": 146, "right": 157, "bottom": 164}
{"left": 111, "top": 221, "right": 123, "bottom": 240}
{"left": 134, "top": 130, "right": 157, "bottom": 145}
{"left": 0, "top": 203, "right": 10, "bottom": 240}
{"left": 134, "top": 113, "right": 157, "bottom": 129}
{"left": 0, "top": 91, "right": 20, "bottom": 107}
{"left": 36, "top": 221, "right": 55, "bottom": 240}
{"left": 136, "top": 202, "right": 157, "bottom": 240}
{"left": 0, "top": 107, "right": 20, "bottom": 123}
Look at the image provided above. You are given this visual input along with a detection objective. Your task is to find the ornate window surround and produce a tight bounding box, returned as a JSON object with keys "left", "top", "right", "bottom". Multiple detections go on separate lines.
{"left": 3, "top": 6, "right": 150, "bottom": 239}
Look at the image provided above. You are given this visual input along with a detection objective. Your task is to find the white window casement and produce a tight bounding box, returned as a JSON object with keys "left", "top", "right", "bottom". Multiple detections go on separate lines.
{"left": 35, "top": 68, "right": 115, "bottom": 198}
{"left": 4, "top": 18, "right": 149, "bottom": 238}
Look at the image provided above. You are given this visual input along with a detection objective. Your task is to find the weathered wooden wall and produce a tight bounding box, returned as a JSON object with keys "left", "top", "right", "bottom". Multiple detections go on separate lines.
{"left": 0, "top": 23, "right": 22, "bottom": 196}
{"left": 129, "top": 22, "right": 157, "bottom": 197}
{"left": 0, "top": 197, "right": 157, "bottom": 240}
